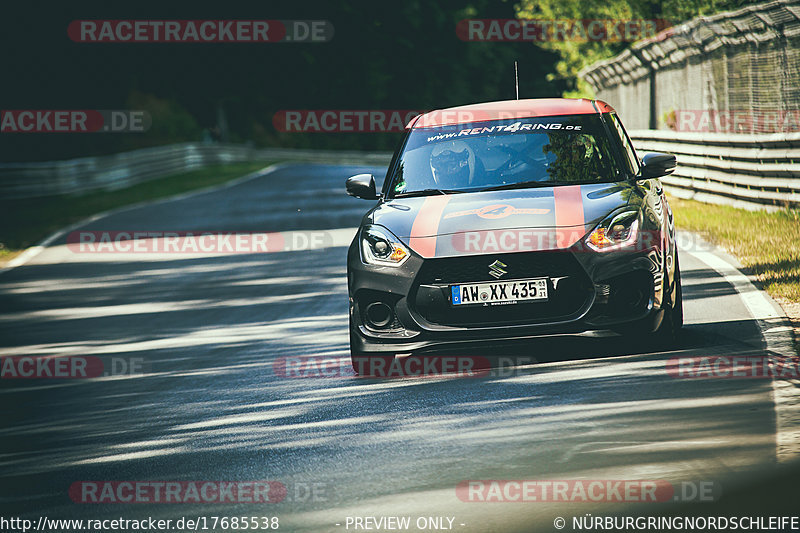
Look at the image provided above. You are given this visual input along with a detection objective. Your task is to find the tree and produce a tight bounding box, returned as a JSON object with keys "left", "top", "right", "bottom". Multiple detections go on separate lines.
{"left": 514, "top": 0, "right": 753, "bottom": 97}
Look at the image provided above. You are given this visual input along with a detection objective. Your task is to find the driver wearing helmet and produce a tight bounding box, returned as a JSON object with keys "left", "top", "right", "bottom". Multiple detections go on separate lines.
{"left": 567, "top": 134, "right": 594, "bottom": 163}
{"left": 429, "top": 141, "right": 475, "bottom": 189}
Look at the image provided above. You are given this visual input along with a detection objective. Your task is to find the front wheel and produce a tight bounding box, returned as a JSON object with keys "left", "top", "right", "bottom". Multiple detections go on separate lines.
{"left": 656, "top": 254, "right": 683, "bottom": 343}
{"left": 619, "top": 256, "right": 683, "bottom": 349}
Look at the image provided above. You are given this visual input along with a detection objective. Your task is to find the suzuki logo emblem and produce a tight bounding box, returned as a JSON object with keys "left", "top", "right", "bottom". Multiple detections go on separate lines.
{"left": 488, "top": 260, "right": 507, "bottom": 279}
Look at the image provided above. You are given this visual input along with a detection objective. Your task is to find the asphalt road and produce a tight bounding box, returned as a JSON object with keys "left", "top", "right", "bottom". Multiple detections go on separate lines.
{"left": 0, "top": 163, "right": 796, "bottom": 533}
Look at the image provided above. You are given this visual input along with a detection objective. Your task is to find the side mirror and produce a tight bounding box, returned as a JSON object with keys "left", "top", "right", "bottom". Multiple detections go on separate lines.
{"left": 638, "top": 152, "right": 677, "bottom": 180}
{"left": 346, "top": 174, "right": 379, "bottom": 200}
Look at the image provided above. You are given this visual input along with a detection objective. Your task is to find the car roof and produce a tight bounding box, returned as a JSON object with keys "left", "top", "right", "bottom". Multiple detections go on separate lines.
{"left": 407, "top": 98, "right": 615, "bottom": 129}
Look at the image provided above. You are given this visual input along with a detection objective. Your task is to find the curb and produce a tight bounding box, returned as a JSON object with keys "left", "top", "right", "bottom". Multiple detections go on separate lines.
{"left": 680, "top": 232, "right": 800, "bottom": 463}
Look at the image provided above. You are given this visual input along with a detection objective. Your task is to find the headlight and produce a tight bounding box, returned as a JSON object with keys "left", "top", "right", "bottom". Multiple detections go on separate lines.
{"left": 361, "top": 225, "right": 410, "bottom": 266}
{"left": 585, "top": 210, "right": 639, "bottom": 252}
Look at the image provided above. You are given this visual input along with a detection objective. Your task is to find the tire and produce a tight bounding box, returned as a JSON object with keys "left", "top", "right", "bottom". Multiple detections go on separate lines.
{"left": 619, "top": 255, "right": 683, "bottom": 349}
{"left": 652, "top": 254, "right": 683, "bottom": 347}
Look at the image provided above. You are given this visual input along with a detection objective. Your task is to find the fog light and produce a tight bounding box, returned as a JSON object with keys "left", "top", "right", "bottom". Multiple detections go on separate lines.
{"left": 365, "top": 302, "right": 393, "bottom": 328}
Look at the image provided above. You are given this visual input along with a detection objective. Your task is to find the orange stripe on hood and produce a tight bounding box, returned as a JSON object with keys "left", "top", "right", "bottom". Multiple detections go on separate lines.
{"left": 553, "top": 185, "right": 586, "bottom": 249}
{"left": 408, "top": 196, "right": 452, "bottom": 258}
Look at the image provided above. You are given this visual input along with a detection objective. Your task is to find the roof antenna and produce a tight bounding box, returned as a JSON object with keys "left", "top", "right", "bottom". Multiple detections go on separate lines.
{"left": 514, "top": 61, "right": 519, "bottom": 100}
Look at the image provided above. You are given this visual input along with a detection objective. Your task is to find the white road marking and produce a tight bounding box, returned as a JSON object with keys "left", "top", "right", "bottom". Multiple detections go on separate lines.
{"left": 681, "top": 234, "right": 799, "bottom": 461}
{"left": 0, "top": 164, "right": 285, "bottom": 276}
{"left": 687, "top": 250, "right": 781, "bottom": 320}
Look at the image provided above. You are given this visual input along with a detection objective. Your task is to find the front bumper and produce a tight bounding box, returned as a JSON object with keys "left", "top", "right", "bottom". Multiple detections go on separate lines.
{"left": 348, "top": 239, "right": 665, "bottom": 355}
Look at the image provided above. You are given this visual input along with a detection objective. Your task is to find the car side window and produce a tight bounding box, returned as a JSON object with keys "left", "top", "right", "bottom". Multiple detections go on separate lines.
{"left": 608, "top": 113, "right": 640, "bottom": 175}
{"left": 383, "top": 133, "right": 410, "bottom": 196}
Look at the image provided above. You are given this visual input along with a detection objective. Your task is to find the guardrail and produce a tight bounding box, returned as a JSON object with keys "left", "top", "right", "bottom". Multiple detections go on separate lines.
{"left": 4, "top": 136, "right": 799, "bottom": 210}
{"left": 629, "top": 130, "right": 800, "bottom": 211}
{"left": 0, "top": 143, "right": 393, "bottom": 198}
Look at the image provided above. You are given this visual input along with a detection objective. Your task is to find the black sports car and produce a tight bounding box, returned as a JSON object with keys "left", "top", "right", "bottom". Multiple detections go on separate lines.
{"left": 345, "top": 98, "right": 681, "bottom": 373}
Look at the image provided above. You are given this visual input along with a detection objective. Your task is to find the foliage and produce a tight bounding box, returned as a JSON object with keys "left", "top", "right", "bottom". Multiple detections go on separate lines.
{"left": 670, "top": 196, "right": 800, "bottom": 302}
{"left": 514, "top": 0, "right": 754, "bottom": 96}
{"left": 1, "top": 0, "right": 565, "bottom": 161}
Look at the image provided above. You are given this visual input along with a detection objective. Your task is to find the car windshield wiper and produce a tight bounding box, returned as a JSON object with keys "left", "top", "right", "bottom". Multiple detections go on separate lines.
{"left": 394, "top": 188, "right": 467, "bottom": 198}
{"left": 481, "top": 180, "right": 570, "bottom": 191}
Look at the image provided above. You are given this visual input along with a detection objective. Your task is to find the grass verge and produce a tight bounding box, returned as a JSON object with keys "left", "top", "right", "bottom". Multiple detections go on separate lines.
{"left": 669, "top": 196, "right": 800, "bottom": 303}
{"left": 0, "top": 161, "right": 274, "bottom": 259}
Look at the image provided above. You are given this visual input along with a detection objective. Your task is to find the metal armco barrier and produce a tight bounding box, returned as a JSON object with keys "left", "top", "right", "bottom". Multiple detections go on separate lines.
{"left": 3, "top": 137, "right": 798, "bottom": 211}
{"left": 630, "top": 129, "right": 800, "bottom": 210}
{"left": 0, "top": 143, "right": 392, "bottom": 198}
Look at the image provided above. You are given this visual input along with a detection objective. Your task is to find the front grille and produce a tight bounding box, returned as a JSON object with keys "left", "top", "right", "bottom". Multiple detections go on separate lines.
{"left": 413, "top": 251, "right": 593, "bottom": 327}
{"left": 416, "top": 251, "right": 586, "bottom": 285}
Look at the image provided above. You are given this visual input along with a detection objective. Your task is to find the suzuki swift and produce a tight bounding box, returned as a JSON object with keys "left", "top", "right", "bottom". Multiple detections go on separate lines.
{"left": 345, "top": 98, "right": 681, "bottom": 372}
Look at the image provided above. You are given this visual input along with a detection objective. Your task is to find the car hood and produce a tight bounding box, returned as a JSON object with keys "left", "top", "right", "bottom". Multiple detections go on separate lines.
{"left": 370, "top": 182, "right": 637, "bottom": 258}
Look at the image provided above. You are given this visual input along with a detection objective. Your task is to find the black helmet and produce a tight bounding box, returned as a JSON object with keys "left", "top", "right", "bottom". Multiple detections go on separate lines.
{"left": 430, "top": 141, "right": 474, "bottom": 187}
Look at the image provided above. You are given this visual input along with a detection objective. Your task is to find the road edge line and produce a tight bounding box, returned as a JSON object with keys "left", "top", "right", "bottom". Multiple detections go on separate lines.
{"left": 0, "top": 163, "right": 287, "bottom": 277}
{"left": 680, "top": 232, "right": 800, "bottom": 463}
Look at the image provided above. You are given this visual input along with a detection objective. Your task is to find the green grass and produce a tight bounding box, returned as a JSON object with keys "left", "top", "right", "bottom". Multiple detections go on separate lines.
{"left": 669, "top": 196, "right": 800, "bottom": 302}
{"left": 0, "top": 161, "right": 274, "bottom": 254}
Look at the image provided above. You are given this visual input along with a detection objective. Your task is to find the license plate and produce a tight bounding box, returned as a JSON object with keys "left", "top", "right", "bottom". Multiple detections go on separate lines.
{"left": 450, "top": 278, "right": 548, "bottom": 306}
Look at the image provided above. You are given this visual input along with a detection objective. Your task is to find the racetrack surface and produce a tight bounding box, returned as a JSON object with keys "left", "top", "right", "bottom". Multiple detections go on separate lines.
{"left": 0, "top": 163, "right": 795, "bottom": 532}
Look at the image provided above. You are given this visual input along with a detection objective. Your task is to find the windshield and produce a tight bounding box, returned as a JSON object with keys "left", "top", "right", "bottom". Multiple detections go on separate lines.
{"left": 388, "top": 115, "right": 624, "bottom": 197}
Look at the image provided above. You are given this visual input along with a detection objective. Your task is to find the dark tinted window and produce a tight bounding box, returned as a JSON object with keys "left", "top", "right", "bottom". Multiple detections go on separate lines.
{"left": 607, "top": 113, "right": 639, "bottom": 175}
{"left": 389, "top": 115, "right": 624, "bottom": 197}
